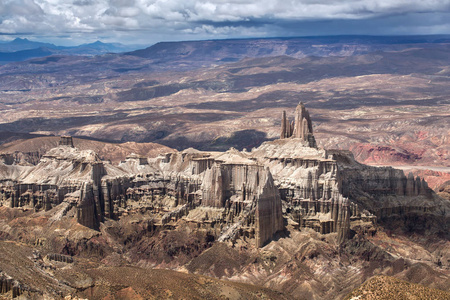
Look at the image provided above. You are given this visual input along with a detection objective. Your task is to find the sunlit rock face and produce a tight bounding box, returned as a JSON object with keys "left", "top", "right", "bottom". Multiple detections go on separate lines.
{"left": 0, "top": 103, "right": 447, "bottom": 248}
{"left": 280, "top": 101, "right": 317, "bottom": 148}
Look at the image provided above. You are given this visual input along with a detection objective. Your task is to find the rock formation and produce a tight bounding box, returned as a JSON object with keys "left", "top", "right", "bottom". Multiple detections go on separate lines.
{"left": 0, "top": 137, "right": 284, "bottom": 247}
{"left": 58, "top": 136, "right": 74, "bottom": 147}
{"left": 255, "top": 168, "right": 284, "bottom": 247}
{"left": 45, "top": 253, "right": 74, "bottom": 263}
{"left": 0, "top": 105, "right": 447, "bottom": 248}
{"left": 76, "top": 182, "right": 98, "bottom": 229}
{"left": 0, "top": 272, "right": 23, "bottom": 298}
{"left": 280, "top": 101, "right": 316, "bottom": 148}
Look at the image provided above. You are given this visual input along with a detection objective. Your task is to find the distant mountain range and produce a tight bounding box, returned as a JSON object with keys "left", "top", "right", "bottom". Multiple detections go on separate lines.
{"left": 0, "top": 38, "right": 146, "bottom": 64}
{"left": 126, "top": 34, "right": 450, "bottom": 63}
{"left": 3, "top": 34, "right": 450, "bottom": 65}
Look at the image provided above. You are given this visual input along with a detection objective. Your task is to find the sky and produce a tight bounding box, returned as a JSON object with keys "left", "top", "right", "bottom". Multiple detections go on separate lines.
{"left": 1, "top": 0, "right": 450, "bottom": 46}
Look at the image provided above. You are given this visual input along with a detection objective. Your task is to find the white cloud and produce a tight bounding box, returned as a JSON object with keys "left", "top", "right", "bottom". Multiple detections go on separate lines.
{"left": 1, "top": 0, "right": 450, "bottom": 44}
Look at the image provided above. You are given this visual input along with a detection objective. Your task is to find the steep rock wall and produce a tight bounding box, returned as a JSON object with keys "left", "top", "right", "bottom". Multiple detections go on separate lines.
{"left": 201, "top": 162, "right": 284, "bottom": 247}
{"left": 255, "top": 169, "right": 284, "bottom": 247}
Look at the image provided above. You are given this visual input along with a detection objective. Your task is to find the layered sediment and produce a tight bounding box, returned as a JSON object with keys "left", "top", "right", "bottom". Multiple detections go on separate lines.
{"left": 0, "top": 102, "right": 447, "bottom": 249}
{"left": 0, "top": 141, "right": 284, "bottom": 247}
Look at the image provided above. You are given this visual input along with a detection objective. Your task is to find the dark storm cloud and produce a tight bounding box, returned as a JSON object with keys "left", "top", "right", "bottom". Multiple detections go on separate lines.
{"left": 72, "top": 0, "right": 95, "bottom": 6}
{"left": 1, "top": 0, "right": 450, "bottom": 44}
{"left": 258, "top": 12, "right": 450, "bottom": 36}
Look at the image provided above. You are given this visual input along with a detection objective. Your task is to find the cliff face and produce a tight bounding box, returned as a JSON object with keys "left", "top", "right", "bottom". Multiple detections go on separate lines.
{"left": 247, "top": 137, "right": 356, "bottom": 241}
{"left": 328, "top": 150, "right": 449, "bottom": 234}
{"left": 255, "top": 169, "right": 284, "bottom": 247}
{"left": 0, "top": 139, "right": 284, "bottom": 248}
{"left": 200, "top": 160, "right": 283, "bottom": 247}
{"left": 252, "top": 102, "right": 447, "bottom": 241}
{"left": 0, "top": 103, "right": 448, "bottom": 248}
{"left": 76, "top": 182, "right": 97, "bottom": 229}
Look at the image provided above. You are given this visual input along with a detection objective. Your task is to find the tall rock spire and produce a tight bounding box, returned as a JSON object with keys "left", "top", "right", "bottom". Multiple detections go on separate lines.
{"left": 279, "top": 101, "right": 317, "bottom": 147}
{"left": 280, "top": 111, "right": 287, "bottom": 139}
{"left": 293, "top": 102, "right": 305, "bottom": 139}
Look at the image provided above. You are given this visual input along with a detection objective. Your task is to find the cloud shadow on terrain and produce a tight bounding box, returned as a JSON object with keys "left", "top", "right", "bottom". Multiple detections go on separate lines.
{"left": 184, "top": 89, "right": 449, "bottom": 113}
{"left": 184, "top": 90, "right": 305, "bottom": 112}
{"left": 160, "top": 130, "right": 271, "bottom": 152}
{"left": 0, "top": 114, "right": 130, "bottom": 133}
{"left": 0, "top": 111, "right": 243, "bottom": 144}
{"left": 306, "top": 93, "right": 450, "bottom": 110}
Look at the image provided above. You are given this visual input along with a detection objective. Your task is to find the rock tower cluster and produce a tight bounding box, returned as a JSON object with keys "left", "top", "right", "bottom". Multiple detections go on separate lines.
{"left": 280, "top": 102, "right": 317, "bottom": 148}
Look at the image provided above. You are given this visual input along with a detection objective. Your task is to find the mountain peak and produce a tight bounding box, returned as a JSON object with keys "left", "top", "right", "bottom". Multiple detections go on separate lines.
{"left": 12, "top": 38, "right": 31, "bottom": 44}
{"left": 91, "top": 40, "right": 105, "bottom": 45}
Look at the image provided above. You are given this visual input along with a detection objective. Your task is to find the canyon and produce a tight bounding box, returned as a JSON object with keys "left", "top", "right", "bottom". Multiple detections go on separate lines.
{"left": 0, "top": 35, "right": 449, "bottom": 299}
{"left": 0, "top": 103, "right": 448, "bottom": 299}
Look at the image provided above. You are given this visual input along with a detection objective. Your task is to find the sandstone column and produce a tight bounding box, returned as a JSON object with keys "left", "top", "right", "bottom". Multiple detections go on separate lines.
{"left": 280, "top": 111, "right": 287, "bottom": 139}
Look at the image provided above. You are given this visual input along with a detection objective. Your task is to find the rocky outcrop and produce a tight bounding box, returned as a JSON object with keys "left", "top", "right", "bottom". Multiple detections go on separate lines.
{"left": 202, "top": 164, "right": 225, "bottom": 208}
{"left": 0, "top": 272, "right": 23, "bottom": 298}
{"left": 336, "top": 198, "right": 351, "bottom": 244}
{"left": 280, "top": 110, "right": 293, "bottom": 139}
{"left": 0, "top": 103, "right": 447, "bottom": 247}
{"left": 325, "top": 149, "right": 450, "bottom": 236}
{"left": 201, "top": 159, "right": 283, "bottom": 247}
{"left": 259, "top": 103, "right": 446, "bottom": 242}
{"left": 255, "top": 168, "right": 284, "bottom": 247}
{"left": 0, "top": 138, "right": 284, "bottom": 247}
{"left": 280, "top": 101, "right": 316, "bottom": 148}
{"left": 327, "top": 150, "right": 434, "bottom": 198}
{"left": 45, "top": 253, "right": 74, "bottom": 264}
{"left": 76, "top": 182, "right": 98, "bottom": 229}
{"left": 58, "top": 136, "right": 74, "bottom": 147}
{"left": 248, "top": 137, "right": 355, "bottom": 242}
